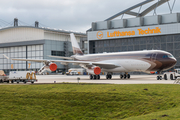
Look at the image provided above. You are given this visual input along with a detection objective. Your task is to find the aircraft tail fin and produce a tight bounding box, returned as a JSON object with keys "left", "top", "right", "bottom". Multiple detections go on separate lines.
{"left": 70, "top": 33, "right": 84, "bottom": 55}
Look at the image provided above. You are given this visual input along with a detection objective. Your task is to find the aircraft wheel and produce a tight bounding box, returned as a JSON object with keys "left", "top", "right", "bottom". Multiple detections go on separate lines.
{"left": 109, "top": 75, "right": 112, "bottom": 79}
{"left": 106, "top": 75, "right": 109, "bottom": 79}
{"left": 159, "top": 76, "right": 162, "bottom": 80}
{"left": 170, "top": 74, "right": 173, "bottom": 80}
{"left": 127, "top": 74, "right": 130, "bottom": 79}
{"left": 93, "top": 75, "right": 96, "bottom": 80}
{"left": 157, "top": 76, "right": 159, "bottom": 80}
{"left": 164, "top": 74, "right": 167, "bottom": 80}
{"left": 97, "top": 75, "right": 100, "bottom": 79}
{"left": 106, "top": 74, "right": 111, "bottom": 79}
{"left": 124, "top": 74, "right": 127, "bottom": 79}
{"left": 120, "top": 74, "right": 123, "bottom": 79}
{"left": 90, "top": 75, "right": 93, "bottom": 80}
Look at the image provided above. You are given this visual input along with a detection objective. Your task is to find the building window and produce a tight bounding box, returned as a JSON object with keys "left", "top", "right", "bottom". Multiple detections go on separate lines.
{"left": 51, "top": 51, "right": 65, "bottom": 56}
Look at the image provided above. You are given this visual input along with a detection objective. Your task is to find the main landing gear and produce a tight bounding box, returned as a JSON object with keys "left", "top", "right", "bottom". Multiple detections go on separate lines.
{"left": 106, "top": 74, "right": 112, "bottom": 79}
{"left": 120, "top": 73, "right": 130, "bottom": 79}
{"left": 90, "top": 75, "right": 100, "bottom": 80}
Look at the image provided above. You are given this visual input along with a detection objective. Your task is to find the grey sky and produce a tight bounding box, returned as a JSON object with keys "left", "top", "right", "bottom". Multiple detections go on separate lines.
{"left": 0, "top": 0, "right": 179, "bottom": 33}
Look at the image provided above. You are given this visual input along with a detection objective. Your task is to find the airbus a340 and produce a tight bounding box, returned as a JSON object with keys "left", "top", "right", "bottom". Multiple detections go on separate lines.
{"left": 3, "top": 33, "right": 177, "bottom": 80}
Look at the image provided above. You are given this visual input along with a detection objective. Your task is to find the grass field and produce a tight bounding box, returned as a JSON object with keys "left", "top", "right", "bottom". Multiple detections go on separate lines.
{"left": 0, "top": 84, "right": 180, "bottom": 120}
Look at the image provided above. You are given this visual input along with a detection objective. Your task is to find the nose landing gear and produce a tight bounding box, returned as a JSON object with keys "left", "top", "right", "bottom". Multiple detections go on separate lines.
{"left": 157, "top": 71, "right": 162, "bottom": 80}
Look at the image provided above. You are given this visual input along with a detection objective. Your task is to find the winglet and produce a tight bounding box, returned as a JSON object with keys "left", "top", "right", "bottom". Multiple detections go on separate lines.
{"left": 3, "top": 54, "right": 9, "bottom": 59}
{"left": 70, "top": 33, "right": 84, "bottom": 55}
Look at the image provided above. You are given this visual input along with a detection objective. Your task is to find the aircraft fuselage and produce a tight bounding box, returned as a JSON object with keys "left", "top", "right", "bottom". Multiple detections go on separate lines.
{"left": 73, "top": 50, "right": 176, "bottom": 73}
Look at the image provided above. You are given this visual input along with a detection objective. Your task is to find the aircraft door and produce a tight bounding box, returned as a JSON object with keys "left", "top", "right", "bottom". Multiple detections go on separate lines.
{"left": 151, "top": 53, "right": 157, "bottom": 61}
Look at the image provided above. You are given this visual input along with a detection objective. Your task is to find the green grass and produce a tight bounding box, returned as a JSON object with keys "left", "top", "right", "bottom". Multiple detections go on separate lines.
{"left": 0, "top": 84, "right": 180, "bottom": 120}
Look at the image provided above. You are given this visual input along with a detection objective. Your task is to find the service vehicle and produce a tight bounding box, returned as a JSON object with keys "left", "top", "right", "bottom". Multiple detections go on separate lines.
{"left": 163, "top": 69, "right": 180, "bottom": 80}
{"left": 0, "top": 76, "right": 9, "bottom": 83}
{"left": 2, "top": 71, "right": 38, "bottom": 84}
{"left": 68, "top": 68, "right": 85, "bottom": 75}
{"left": 0, "top": 70, "right": 9, "bottom": 83}
{"left": 69, "top": 71, "right": 79, "bottom": 75}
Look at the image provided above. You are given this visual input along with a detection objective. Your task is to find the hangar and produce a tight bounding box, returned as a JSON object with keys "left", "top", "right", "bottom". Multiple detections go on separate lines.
{"left": 0, "top": 19, "right": 87, "bottom": 74}
{"left": 87, "top": 0, "right": 180, "bottom": 70}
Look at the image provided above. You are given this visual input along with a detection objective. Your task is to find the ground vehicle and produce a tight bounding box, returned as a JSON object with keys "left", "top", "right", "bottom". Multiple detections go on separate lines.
{"left": 69, "top": 71, "right": 79, "bottom": 75}
{"left": 163, "top": 69, "right": 180, "bottom": 80}
{"left": 0, "top": 76, "right": 9, "bottom": 83}
{"left": 0, "top": 71, "right": 38, "bottom": 84}
{"left": 0, "top": 70, "right": 8, "bottom": 83}
{"left": 66, "top": 70, "right": 79, "bottom": 75}
{"left": 66, "top": 68, "right": 85, "bottom": 75}
{"left": 68, "top": 68, "right": 85, "bottom": 75}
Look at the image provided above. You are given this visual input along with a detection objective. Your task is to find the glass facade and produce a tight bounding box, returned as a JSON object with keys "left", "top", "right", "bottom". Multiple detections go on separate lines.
{"left": 27, "top": 45, "right": 43, "bottom": 70}
{"left": 0, "top": 45, "right": 43, "bottom": 74}
{"left": 89, "top": 34, "right": 180, "bottom": 68}
{"left": 0, "top": 38, "right": 86, "bottom": 74}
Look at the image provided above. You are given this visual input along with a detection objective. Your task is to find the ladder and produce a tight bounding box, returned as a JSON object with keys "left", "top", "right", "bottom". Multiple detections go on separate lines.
{"left": 174, "top": 77, "right": 180, "bottom": 84}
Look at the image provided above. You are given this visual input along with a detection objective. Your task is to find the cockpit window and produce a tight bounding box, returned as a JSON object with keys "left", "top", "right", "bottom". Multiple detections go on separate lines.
{"left": 168, "top": 54, "right": 173, "bottom": 58}
{"left": 163, "top": 55, "right": 168, "bottom": 58}
{"left": 163, "top": 54, "right": 174, "bottom": 58}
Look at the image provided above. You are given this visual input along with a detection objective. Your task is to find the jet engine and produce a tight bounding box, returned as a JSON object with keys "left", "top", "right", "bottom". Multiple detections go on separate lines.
{"left": 150, "top": 71, "right": 155, "bottom": 74}
{"left": 38, "top": 62, "right": 57, "bottom": 74}
{"left": 86, "top": 66, "right": 101, "bottom": 75}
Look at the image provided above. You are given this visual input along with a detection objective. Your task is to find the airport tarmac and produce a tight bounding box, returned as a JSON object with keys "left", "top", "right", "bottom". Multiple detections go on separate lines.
{"left": 35, "top": 75, "right": 177, "bottom": 84}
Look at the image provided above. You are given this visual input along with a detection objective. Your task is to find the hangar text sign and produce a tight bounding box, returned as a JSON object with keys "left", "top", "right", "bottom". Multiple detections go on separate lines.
{"left": 99, "top": 27, "right": 161, "bottom": 39}
{"left": 88, "top": 23, "right": 180, "bottom": 41}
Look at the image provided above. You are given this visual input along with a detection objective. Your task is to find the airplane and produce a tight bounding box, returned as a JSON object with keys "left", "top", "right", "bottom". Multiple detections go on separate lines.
{"left": 3, "top": 33, "right": 177, "bottom": 80}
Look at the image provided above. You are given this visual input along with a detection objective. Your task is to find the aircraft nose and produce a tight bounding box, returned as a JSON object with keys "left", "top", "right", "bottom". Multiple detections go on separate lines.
{"left": 172, "top": 58, "right": 177, "bottom": 65}
{"left": 171, "top": 58, "right": 177, "bottom": 66}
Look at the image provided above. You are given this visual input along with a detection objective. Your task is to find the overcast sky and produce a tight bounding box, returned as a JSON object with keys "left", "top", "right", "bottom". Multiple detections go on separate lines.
{"left": 0, "top": 0, "right": 179, "bottom": 33}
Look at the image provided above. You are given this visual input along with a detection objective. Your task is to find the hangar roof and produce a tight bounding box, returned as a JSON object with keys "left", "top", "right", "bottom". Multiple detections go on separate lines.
{"left": 105, "top": 0, "right": 170, "bottom": 21}
{"left": 0, "top": 26, "right": 86, "bottom": 37}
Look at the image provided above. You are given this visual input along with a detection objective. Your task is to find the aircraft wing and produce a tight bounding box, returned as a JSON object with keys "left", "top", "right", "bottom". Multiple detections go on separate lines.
{"left": 12, "top": 58, "right": 47, "bottom": 63}
{"left": 3, "top": 54, "right": 120, "bottom": 69}
{"left": 48, "top": 55, "right": 73, "bottom": 60}
{"left": 48, "top": 60, "right": 120, "bottom": 69}
{"left": 10, "top": 59, "right": 119, "bottom": 69}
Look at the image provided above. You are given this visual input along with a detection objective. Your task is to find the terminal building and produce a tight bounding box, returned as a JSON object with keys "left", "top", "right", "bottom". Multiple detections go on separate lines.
{"left": 87, "top": 0, "right": 180, "bottom": 70}
{"left": 0, "top": 19, "right": 87, "bottom": 74}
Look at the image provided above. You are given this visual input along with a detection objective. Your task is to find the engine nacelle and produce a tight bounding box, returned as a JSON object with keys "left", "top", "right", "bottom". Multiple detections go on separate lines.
{"left": 150, "top": 71, "right": 155, "bottom": 74}
{"left": 86, "top": 66, "right": 101, "bottom": 75}
{"left": 49, "top": 63, "right": 58, "bottom": 71}
{"left": 38, "top": 63, "right": 57, "bottom": 74}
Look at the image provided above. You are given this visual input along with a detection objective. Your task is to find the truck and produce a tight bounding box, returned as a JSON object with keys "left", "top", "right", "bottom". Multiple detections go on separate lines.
{"left": 67, "top": 68, "right": 85, "bottom": 75}
{"left": 0, "top": 76, "right": 9, "bottom": 83}
{"left": 0, "top": 70, "right": 8, "bottom": 83}
{"left": 163, "top": 69, "right": 180, "bottom": 80}
{"left": 0, "top": 71, "right": 37, "bottom": 84}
